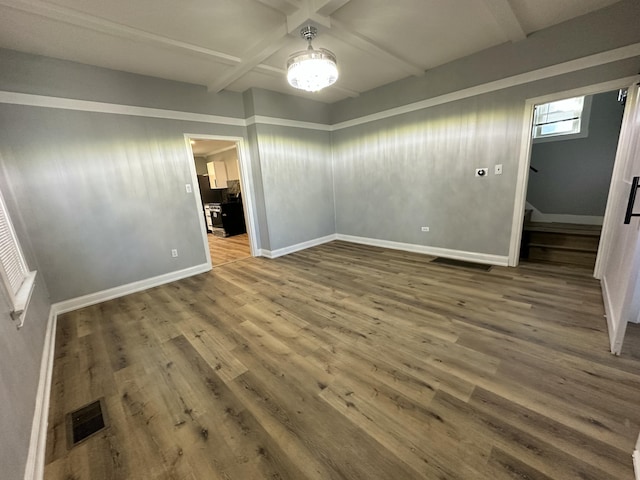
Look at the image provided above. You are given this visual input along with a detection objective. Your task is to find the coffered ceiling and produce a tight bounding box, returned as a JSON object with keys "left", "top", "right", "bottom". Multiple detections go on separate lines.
{"left": 0, "top": 0, "right": 622, "bottom": 103}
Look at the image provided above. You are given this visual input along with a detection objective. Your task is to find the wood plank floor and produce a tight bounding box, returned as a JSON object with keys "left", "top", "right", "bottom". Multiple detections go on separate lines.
{"left": 208, "top": 233, "right": 251, "bottom": 267}
{"left": 44, "top": 241, "right": 640, "bottom": 480}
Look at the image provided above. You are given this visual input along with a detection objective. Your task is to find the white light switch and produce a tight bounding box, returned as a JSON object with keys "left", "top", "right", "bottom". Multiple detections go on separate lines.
{"left": 185, "top": 184, "right": 193, "bottom": 193}
{"left": 495, "top": 164, "right": 503, "bottom": 175}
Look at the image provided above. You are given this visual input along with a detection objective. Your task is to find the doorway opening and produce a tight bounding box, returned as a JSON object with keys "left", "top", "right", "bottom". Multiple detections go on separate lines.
{"left": 519, "top": 89, "right": 626, "bottom": 270}
{"left": 186, "top": 135, "right": 255, "bottom": 268}
{"left": 509, "top": 77, "right": 638, "bottom": 273}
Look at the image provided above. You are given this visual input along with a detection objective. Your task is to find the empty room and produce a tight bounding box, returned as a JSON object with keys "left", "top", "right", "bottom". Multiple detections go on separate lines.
{"left": 2, "top": 1, "right": 640, "bottom": 479}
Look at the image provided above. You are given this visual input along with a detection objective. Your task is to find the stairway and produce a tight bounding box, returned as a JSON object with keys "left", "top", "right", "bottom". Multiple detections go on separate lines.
{"left": 520, "top": 221, "right": 602, "bottom": 268}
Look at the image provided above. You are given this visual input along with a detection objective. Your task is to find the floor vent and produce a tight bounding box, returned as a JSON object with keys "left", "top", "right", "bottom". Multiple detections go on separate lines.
{"left": 66, "top": 398, "right": 107, "bottom": 447}
{"left": 431, "top": 257, "right": 492, "bottom": 271}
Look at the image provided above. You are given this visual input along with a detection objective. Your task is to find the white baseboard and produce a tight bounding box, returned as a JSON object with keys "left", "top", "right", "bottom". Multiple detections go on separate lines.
{"left": 23, "top": 309, "right": 57, "bottom": 480}
{"left": 336, "top": 234, "right": 509, "bottom": 266}
{"left": 51, "top": 263, "right": 211, "bottom": 315}
{"left": 634, "top": 449, "right": 640, "bottom": 480}
{"left": 260, "top": 234, "right": 337, "bottom": 259}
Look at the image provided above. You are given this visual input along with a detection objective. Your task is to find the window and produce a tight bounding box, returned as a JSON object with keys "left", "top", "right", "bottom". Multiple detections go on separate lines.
{"left": 0, "top": 188, "right": 36, "bottom": 328}
{"left": 532, "top": 96, "right": 592, "bottom": 142}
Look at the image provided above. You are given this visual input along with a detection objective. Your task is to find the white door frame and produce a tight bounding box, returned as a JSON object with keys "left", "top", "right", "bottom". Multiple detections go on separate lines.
{"left": 508, "top": 75, "right": 640, "bottom": 268}
{"left": 184, "top": 134, "right": 259, "bottom": 267}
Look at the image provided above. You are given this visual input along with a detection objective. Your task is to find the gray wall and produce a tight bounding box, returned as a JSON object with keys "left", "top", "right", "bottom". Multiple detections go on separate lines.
{"left": 254, "top": 125, "right": 335, "bottom": 250}
{"left": 0, "top": 159, "right": 52, "bottom": 480}
{"left": 527, "top": 91, "right": 625, "bottom": 216}
{"left": 0, "top": 105, "right": 247, "bottom": 302}
{"left": 332, "top": 61, "right": 640, "bottom": 257}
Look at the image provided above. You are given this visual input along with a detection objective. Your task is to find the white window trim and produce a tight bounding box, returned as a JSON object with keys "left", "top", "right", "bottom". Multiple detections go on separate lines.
{"left": 0, "top": 188, "right": 36, "bottom": 329}
{"left": 532, "top": 95, "right": 593, "bottom": 144}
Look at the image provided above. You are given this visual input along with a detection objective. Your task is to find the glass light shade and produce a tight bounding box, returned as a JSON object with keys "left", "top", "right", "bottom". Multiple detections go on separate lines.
{"left": 287, "top": 48, "right": 338, "bottom": 92}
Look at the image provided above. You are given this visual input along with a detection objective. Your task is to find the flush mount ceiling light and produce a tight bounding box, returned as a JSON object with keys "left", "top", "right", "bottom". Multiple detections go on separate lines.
{"left": 286, "top": 25, "right": 338, "bottom": 93}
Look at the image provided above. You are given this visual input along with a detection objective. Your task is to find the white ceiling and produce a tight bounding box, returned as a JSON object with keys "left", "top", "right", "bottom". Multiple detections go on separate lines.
{"left": 0, "top": 0, "right": 622, "bottom": 103}
{"left": 190, "top": 139, "right": 235, "bottom": 156}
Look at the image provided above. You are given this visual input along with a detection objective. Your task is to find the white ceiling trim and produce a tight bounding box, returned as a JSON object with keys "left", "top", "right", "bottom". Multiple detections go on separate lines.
{"left": 246, "top": 115, "right": 332, "bottom": 131}
{"left": 0, "top": 43, "right": 637, "bottom": 132}
{"left": 480, "top": 0, "right": 526, "bottom": 42}
{"left": 208, "top": 24, "right": 291, "bottom": 93}
{"left": 329, "top": 18, "right": 424, "bottom": 77}
{"left": 0, "top": 91, "right": 247, "bottom": 126}
{"left": 0, "top": 0, "right": 241, "bottom": 65}
{"left": 254, "top": 0, "right": 302, "bottom": 15}
{"left": 314, "top": 0, "right": 352, "bottom": 17}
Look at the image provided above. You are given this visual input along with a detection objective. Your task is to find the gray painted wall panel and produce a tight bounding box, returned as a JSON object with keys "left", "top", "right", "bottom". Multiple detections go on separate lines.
{"left": 0, "top": 48, "right": 245, "bottom": 118}
{"left": 333, "top": 62, "right": 640, "bottom": 257}
{"left": 248, "top": 88, "right": 331, "bottom": 124}
{"left": 0, "top": 105, "right": 246, "bottom": 302}
{"left": 527, "top": 91, "right": 625, "bottom": 215}
{"left": 0, "top": 165, "right": 52, "bottom": 480}
{"left": 255, "top": 125, "right": 334, "bottom": 250}
{"left": 333, "top": 91, "right": 522, "bottom": 255}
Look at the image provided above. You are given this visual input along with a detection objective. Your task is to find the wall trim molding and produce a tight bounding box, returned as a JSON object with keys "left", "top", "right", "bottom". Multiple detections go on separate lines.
{"left": 0, "top": 91, "right": 246, "bottom": 126}
{"left": 336, "top": 234, "right": 509, "bottom": 266}
{"left": 246, "top": 115, "right": 332, "bottom": 131}
{"left": 260, "top": 234, "right": 337, "bottom": 259}
{"left": 51, "top": 263, "right": 211, "bottom": 315}
{"left": 1, "top": 44, "right": 638, "bottom": 133}
{"left": 23, "top": 308, "right": 57, "bottom": 480}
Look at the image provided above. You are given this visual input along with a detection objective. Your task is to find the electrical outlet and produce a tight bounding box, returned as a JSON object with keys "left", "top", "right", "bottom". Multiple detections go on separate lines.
{"left": 475, "top": 168, "right": 488, "bottom": 177}
{"left": 421, "top": 226, "right": 430, "bottom": 232}
{"left": 494, "top": 164, "right": 503, "bottom": 175}
{"left": 171, "top": 249, "right": 178, "bottom": 258}
{"left": 185, "top": 184, "right": 193, "bottom": 193}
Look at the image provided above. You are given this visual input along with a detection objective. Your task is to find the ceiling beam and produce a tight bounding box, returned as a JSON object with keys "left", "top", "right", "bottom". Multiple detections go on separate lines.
{"left": 0, "top": 0, "right": 240, "bottom": 65}
{"left": 208, "top": 25, "right": 290, "bottom": 92}
{"left": 330, "top": 19, "right": 424, "bottom": 76}
{"left": 253, "top": 0, "right": 302, "bottom": 16}
{"left": 480, "top": 0, "right": 526, "bottom": 42}
{"left": 313, "top": 0, "right": 352, "bottom": 16}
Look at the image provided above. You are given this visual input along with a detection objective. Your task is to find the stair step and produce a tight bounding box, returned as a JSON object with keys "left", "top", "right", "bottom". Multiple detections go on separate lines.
{"left": 527, "top": 243, "right": 598, "bottom": 253}
{"left": 523, "top": 222, "right": 601, "bottom": 237}
{"left": 528, "top": 246, "right": 597, "bottom": 267}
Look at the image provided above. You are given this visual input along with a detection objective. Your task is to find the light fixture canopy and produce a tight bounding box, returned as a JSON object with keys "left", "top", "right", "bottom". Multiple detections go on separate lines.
{"left": 287, "top": 26, "right": 338, "bottom": 93}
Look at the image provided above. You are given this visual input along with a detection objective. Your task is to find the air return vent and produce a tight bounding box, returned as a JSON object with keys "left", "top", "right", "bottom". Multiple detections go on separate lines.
{"left": 66, "top": 398, "right": 107, "bottom": 448}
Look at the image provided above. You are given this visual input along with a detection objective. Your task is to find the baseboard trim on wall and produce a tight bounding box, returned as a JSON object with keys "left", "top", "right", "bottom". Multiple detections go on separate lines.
{"left": 51, "top": 263, "right": 211, "bottom": 316}
{"left": 23, "top": 309, "right": 57, "bottom": 480}
{"left": 634, "top": 442, "right": 640, "bottom": 480}
{"left": 336, "top": 234, "right": 509, "bottom": 266}
{"left": 260, "top": 234, "right": 338, "bottom": 259}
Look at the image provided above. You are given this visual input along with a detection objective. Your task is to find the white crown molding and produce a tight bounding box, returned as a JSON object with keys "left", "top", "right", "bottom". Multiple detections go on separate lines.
{"left": 246, "top": 115, "right": 332, "bottom": 131}
{"left": 336, "top": 234, "right": 509, "bottom": 266}
{"left": 51, "top": 263, "right": 211, "bottom": 315}
{"left": 22, "top": 307, "right": 56, "bottom": 480}
{"left": 0, "top": 91, "right": 247, "bottom": 126}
